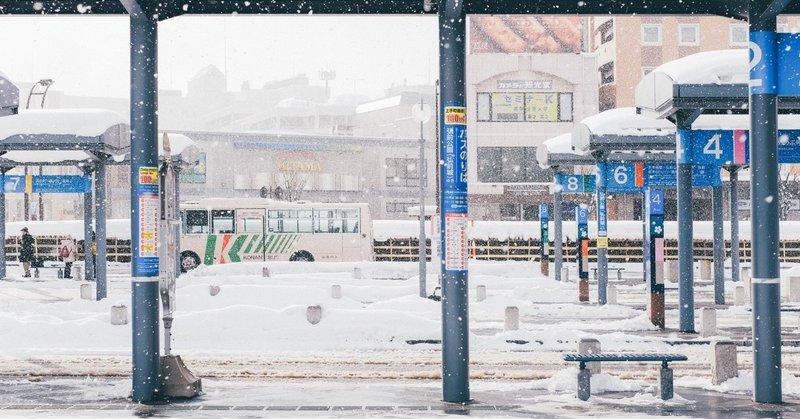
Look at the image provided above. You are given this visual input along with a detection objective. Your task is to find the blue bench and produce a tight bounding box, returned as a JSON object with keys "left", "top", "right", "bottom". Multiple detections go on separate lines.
{"left": 563, "top": 353, "right": 688, "bottom": 401}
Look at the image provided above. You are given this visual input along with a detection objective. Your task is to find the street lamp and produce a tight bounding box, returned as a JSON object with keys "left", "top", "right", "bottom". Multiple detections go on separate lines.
{"left": 412, "top": 99, "right": 431, "bottom": 298}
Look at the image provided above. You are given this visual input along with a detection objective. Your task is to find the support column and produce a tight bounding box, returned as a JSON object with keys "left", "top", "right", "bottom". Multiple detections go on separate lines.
{"left": 83, "top": 167, "right": 94, "bottom": 282}
{"left": 539, "top": 204, "right": 549, "bottom": 276}
{"left": 438, "top": 0, "right": 469, "bottom": 404}
{"left": 554, "top": 185, "right": 562, "bottom": 281}
{"left": 596, "top": 162, "right": 608, "bottom": 305}
{"left": 645, "top": 189, "right": 665, "bottom": 329}
{"left": 676, "top": 126, "right": 695, "bottom": 333}
{"left": 95, "top": 160, "right": 107, "bottom": 300}
{"left": 729, "top": 167, "right": 741, "bottom": 282}
{"left": 0, "top": 169, "right": 6, "bottom": 279}
{"left": 749, "top": 11, "right": 782, "bottom": 403}
{"left": 174, "top": 166, "right": 182, "bottom": 278}
{"left": 125, "top": 3, "right": 161, "bottom": 403}
{"left": 712, "top": 185, "right": 725, "bottom": 304}
{"left": 576, "top": 206, "right": 589, "bottom": 301}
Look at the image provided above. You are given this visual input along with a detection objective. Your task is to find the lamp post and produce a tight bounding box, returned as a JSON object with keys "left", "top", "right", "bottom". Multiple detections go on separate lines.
{"left": 412, "top": 99, "right": 431, "bottom": 297}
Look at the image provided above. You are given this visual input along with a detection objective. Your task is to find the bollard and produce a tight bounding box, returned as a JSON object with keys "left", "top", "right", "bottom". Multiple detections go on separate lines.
{"left": 209, "top": 284, "right": 220, "bottom": 296}
{"left": 699, "top": 259, "right": 712, "bottom": 281}
{"left": 74, "top": 266, "right": 83, "bottom": 281}
{"left": 80, "top": 283, "right": 93, "bottom": 300}
{"left": 711, "top": 341, "right": 738, "bottom": 385}
{"left": 331, "top": 284, "right": 342, "bottom": 299}
{"left": 306, "top": 305, "right": 322, "bottom": 325}
{"left": 607, "top": 285, "right": 617, "bottom": 305}
{"left": 353, "top": 267, "right": 362, "bottom": 279}
{"left": 789, "top": 276, "right": 800, "bottom": 303}
{"left": 262, "top": 266, "right": 270, "bottom": 278}
{"left": 659, "top": 366, "right": 674, "bottom": 400}
{"left": 33, "top": 268, "right": 39, "bottom": 279}
{"left": 700, "top": 307, "right": 716, "bottom": 338}
{"left": 744, "top": 272, "right": 752, "bottom": 303}
{"left": 578, "top": 338, "right": 601, "bottom": 375}
{"left": 476, "top": 285, "right": 486, "bottom": 302}
{"left": 561, "top": 267, "right": 569, "bottom": 282}
{"left": 666, "top": 260, "right": 679, "bottom": 283}
{"left": 110, "top": 304, "right": 128, "bottom": 325}
{"left": 57, "top": 268, "right": 63, "bottom": 279}
{"left": 577, "top": 368, "right": 591, "bottom": 401}
{"left": 734, "top": 285, "right": 746, "bottom": 306}
{"left": 504, "top": 306, "right": 519, "bottom": 331}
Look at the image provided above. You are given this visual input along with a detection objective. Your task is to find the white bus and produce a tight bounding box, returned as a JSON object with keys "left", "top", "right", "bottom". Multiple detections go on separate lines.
{"left": 179, "top": 197, "right": 372, "bottom": 271}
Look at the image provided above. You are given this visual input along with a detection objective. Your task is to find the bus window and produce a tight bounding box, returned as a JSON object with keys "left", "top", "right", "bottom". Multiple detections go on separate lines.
{"left": 183, "top": 210, "right": 209, "bottom": 234}
{"left": 240, "top": 217, "right": 263, "bottom": 233}
{"left": 342, "top": 209, "right": 360, "bottom": 233}
{"left": 212, "top": 210, "right": 235, "bottom": 234}
{"left": 298, "top": 210, "right": 313, "bottom": 233}
{"left": 313, "top": 208, "right": 360, "bottom": 233}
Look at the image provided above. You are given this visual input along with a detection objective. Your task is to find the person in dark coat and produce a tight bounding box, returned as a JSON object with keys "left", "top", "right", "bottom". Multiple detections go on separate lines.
{"left": 19, "top": 227, "right": 34, "bottom": 278}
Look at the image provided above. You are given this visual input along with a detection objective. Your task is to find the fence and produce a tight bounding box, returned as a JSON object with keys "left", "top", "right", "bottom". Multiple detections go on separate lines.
{"left": 6, "top": 236, "right": 131, "bottom": 263}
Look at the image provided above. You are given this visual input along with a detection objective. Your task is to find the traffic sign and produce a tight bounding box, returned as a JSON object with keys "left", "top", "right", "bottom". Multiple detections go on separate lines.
{"left": 3, "top": 175, "right": 91, "bottom": 193}
{"left": 603, "top": 162, "right": 721, "bottom": 192}
{"left": 554, "top": 174, "right": 596, "bottom": 194}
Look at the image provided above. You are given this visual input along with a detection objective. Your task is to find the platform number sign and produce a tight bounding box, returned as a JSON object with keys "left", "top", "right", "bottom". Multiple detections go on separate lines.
{"left": 555, "top": 174, "right": 596, "bottom": 194}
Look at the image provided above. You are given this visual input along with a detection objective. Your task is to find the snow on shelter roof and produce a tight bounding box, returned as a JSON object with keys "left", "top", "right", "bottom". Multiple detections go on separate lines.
{"left": 635, "top": 49, "right": 749, "bottom": 118}
{"left": 0, "top": 109, "right": 129, "bottom": 163}
{"left": 537, "top": 133, "right": 594, "bottom": 169}
{"left": 572, "top": 107, "right": 675, "bottom": 155}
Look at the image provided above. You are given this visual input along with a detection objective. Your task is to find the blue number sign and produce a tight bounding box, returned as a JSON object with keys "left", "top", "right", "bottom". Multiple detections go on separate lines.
{"left": 555, "top": 174, "right": 596, "bottom": 194}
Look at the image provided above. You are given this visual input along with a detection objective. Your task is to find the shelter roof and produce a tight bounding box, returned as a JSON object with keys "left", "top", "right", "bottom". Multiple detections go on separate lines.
{"left": 572, "top": 107, "right": 675, "bottom": 155}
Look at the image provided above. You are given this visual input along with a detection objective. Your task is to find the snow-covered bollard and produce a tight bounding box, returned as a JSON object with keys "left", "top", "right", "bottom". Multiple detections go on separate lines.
{"left": 700, "top": 307, "right": 716, "bottom": 338}
{"left": 742, "top": 266, "right": 751, "bottom": 283}
{"left": 734, "top": 285, "right": 746, "bottom": 306}
{"left": 788, "top": 276, "right": 800, "bottom": 302}
{"left": 699, "top": 259, "right": 712, "bottom": 281}
{"left": 744, "top": 272, "right": 752, "bottom": 303}
{"left": 74, "top": 266, "right": 83, "bottom": 281}
{"left": 262, "top": 266, "right": 270, "bottom": 278}
{"left": 666, "top": 260, "right": 679, "bottom": 283}
{"left": 561, "top": 267, "right": 569, "bottom": 282}
{"left": 476, "top": 285, "right": 486, "bottom": 302}
{"left": 578, "top": 338, "right": 601, "bottom": 375}
{"left": 504, "top": 306, "right": 519, "bottom": 331}
{"left": 306, "top": 305, "right": 322, "bottom": 325}
{"left": 607, "top": 285, "right": 617, "bottom": 305}
{"left": 110, "top": 304, "right": 128, "bottom": 325}
{"left": 209, "top": 284, "right": 221, "bottom": 296}
{"left": 711, "top": 341, "right": 738, "bottom": 385}
{"left": 331, "top": 285, "right": 342, "bottom": 299}
{"left": 80, "top": 283, "right": 93, "bottom": 300}
{"left": 353, "top": 267, "right": 362, "bottom": 279}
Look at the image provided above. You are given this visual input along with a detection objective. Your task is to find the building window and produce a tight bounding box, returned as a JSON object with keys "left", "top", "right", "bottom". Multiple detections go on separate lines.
{"left": 475, "top": 92, "right": 573, "bottom": 122}
{"left": 598, "top": 19, "right": 614, "bottom": 44}
{"left": 385, "top": 158, "right": 425, "bottom": 187}
{"left": 730, "top": 24, "right": 748, "bottom": 46}
{"left": 477, "top": 147, "right": 553, "bottom": 183}
{"left": 778, "top": 23, "right": 789, "bottom": 33}
{"left": 678, "top": 24, "right": 699, "bottom": 46}
{"left": 599, "top": 62, "right": 615, "bottom": 85}
{"left": 641, "top": 24, "right": 662, "bottom": 46}
{"left": 386, "top": 201, "right": 415, "bottom": 214}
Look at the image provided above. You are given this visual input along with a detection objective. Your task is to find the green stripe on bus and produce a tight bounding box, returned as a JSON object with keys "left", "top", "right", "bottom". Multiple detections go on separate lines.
{"left": 227, "top": 235, "right": 248, "bottom": 262}
{"left": 267, "top": 235, "right": 285, "bottom": 254}
{"left": 280, "top": 235, "right": 298, "bottom": 253}
{"left": 204, "top": 235, "right": 217, "bottom": 265}
{"left": 255, "top": 235, "right": 270, "bottom": 254}
{"left": 243, "top": 234, "right": 258, "bottom": 254}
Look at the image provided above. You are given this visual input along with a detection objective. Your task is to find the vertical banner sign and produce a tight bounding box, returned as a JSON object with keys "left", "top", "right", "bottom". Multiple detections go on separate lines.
{"left": 539, "top": 204, "right": 549, "bottom": 276}
{"left": 135, "top": 166, "right": 160, "bottom": 276}
{"left": 576, "top": 206, "right": 589, "bottom": 302}
{"left": 645, "top": 189, "right": 666, "bottom": 329}
{"left": 442, "top": 103, "right": 468, "bottom": 271}
{"left": 750, "top": 31, "right": 777, "bottom": 95}
{"left": 596, "top": 167, "right": 608, "bottom": 249}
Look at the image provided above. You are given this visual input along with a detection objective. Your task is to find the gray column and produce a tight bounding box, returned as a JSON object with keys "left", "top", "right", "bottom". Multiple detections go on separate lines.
{"left": 676, "top": 126, "right": 695, "bottom": 333}
{"left": 83, "top": 167, "right": 94, "bottom": 282}
{"left": 0, "top": 170, "right": 6, "bottom": 279}
{"left": 749, "top": 12, "right": 782, "bottom": 402}
{"left": 95, "top": 159, "right": 107, "bottom": 300}
{"left": 729, "top": 167, "right": 740, "bottom": 282}
{"left": 174, "top": 166, "right": 182, "bottom": 278}
{"left": 712, "top": 185, "right": 724, "bottom": 304}
{"left": 125, "top": 2, "right": 161, "bottom": 403}
{"left": 554, "top": 185, "right": 563, "bottom": 282}
{"left": 596, "top": 162, "right": 608, "bottom": 305}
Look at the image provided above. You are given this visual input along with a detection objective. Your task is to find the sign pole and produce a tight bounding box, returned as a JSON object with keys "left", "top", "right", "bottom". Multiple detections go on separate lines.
{"left": 712, "top": 184, "right": 725, "bottom": 304}
{"left": 553, "top": 180, "right": 562, "bottom": 281}
{"left": 645, "top": 189, "right": 665, "bottom": 328}
{"left": 576, "top": 206, "right": 589, "bottom": 302}
{"left": 596, "top": 162, "right": 608, "bottom": 305}
{"left": 539, "top": 204, "right": 549, "bottom": 276}
{"left": 728, "top": 166, "right": 741, "bottom": 282}
{"left": 676, "top": 126, "right": 695, "bottom": 333}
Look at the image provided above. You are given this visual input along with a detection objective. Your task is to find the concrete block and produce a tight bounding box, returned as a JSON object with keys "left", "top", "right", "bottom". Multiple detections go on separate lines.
{"left": 262, "top": 266, "right": 270, "bottom": 277}
{"left": 504, "top": 306, "right": 519, "bottom": 331}
{"left": 659, "top": 367, "right": 674, "bottom": 400}
{"left": 578, "top": 338, "right": 601, "bottom": 375}
{"left": 110, "top": 305, "right": 127, "bottom": 325}
{"left": 699, "top": 259, "right": 712, "bottom": 281}
{"left": 74, "top": 266, "right": 83, "bottom": 281}
{"left": 742, "top": 266, "right": 751, "bottom": 283}
{"left": 700, "top": 307, "right": 716, "bottom": 338}
{"left": 80, "top": 283, "right": 93, "bottom": 300}
{"left": 331, "top": 284, "right": 342, "bottom": 299}
{"left": 607, "top": 285, "right": 617, "bottom": 305}
{"left": 734, "top": 286, "right": 746, "bottom": 306}
{"left": 353, "top": 267, "right": 362, "bottom": 279}
{"left": 306, "top": 305, "right": 322, "bottom": 325}
{"left": 744, "top": 273, "right": 752, "bottom": 303}
{"left": 577, "top": 368, "right": 591, "bottom": 401}
{"left": 476, "top": 285, "right": 486, "bottom": 302}
{"left": 160, "top": 355, "right": 202, "bottom": 398}
{"left": 666, "top": 260, "right": 679, "bottom": 283}
{"left": 788, "top": 277, "right": 800, "bottom": 302}
{"left": 209, "top": 285, "right": 220, "bottom": 296}
{"left": 561, "top": 267, "right": 569, "bottom": 282}
{"left": 711, "top": 341, "right": 738, "bottom": 385}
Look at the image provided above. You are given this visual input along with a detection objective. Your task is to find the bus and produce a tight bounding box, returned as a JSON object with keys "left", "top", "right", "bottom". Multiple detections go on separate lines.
{"left": 179, "top": 197, "right": 372, "bottom": 271}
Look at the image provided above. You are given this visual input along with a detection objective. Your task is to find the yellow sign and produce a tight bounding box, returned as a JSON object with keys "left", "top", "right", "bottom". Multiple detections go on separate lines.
{"left": 138, "top": 167, "right": 159, "bottom": 185}
{"left": 525, "top": 93, "right": 559, "bottom": 121}
{"left": 596, "top": 237, "right": 608, "bottom": 248}
{"left": 444, "top": 106, "right": 466, "bottom": 125}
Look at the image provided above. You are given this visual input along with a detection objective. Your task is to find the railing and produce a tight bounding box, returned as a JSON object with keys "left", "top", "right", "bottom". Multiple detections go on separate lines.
{"left": 5, "top": 236, "right": 131, "bottom": 263}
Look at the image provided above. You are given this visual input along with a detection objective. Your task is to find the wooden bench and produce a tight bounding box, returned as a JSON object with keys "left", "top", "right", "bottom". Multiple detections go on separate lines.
{"left": 590, "top": 267, "right": 625, "bottom": 281}
{"left": 563, "top": 353, "right": 688, "bottom": 401}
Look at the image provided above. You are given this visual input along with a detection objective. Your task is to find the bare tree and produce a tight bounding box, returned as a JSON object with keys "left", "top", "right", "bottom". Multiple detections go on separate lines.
{"left": 276, "top": 171, "right": 310, "bottom": 202}
{"left": 779, "top": 165, "right": 800, "bottom": 220}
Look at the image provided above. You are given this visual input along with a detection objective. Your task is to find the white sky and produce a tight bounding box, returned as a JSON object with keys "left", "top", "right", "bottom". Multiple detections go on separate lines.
{"left": 0, "top": 15, "right": 439, "bottom": 99}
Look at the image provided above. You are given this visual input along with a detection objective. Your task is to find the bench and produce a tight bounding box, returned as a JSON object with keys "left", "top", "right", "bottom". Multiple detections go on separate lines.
{"left": 563, "top": 353, "right": 688, "bottom": 401}
{"left": 590, "top": 267, "right": 625, "bottom": 281}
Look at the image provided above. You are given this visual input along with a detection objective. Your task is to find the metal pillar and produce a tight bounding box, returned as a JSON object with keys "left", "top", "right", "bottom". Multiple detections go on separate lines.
{"left": 418, "top": 112, "right": 427, "bottom": 297}
{"left": 174, "top": 166, "right": 182, "bottom": 278}
{"left": 0, "top": 170, "right": 6, "bottom": 279}
{"left": 83, "top": 167, "right": 94, "bottom": 281}
{"left": 729, "top": 167, "right": 740, "bottom": 282}
{"left": 676, "top": 126, "right": 695, "bottom": 333}
{"left": 749, "top": 9, "right": 782, "bottom": 402}
{"left": 95, "top": 159, "right": 107, "bottom": 300}
{"left": 645, "top": 189, "right": 665, "bottom": 329}
{"left": 438, "top": 0, "right": 469, "bottom": 404}
{"left": 126, "top": 3, "right": 161, "bottom": 403}
{"left": 596, "top": 162, "right": 608, "bottom": 305}
{"left": 539, "top": 204, "right": 549, "bottom": 276}
{"left": 576, "top": 206, "right": 589, "bottom": 301}
{"left": 712, "top": 185, "right": 725, "bottom": 304}
{"left": 553, "top": 185, "right": 563, "bottom": 281}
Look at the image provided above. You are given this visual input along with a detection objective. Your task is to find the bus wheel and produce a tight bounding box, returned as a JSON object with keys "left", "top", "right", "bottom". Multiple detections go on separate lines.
{"left": 290, "top": 251, "right": 314, "bottom": 262}
{"left": 180, "top": 251, "right": 201, "bottom": 272}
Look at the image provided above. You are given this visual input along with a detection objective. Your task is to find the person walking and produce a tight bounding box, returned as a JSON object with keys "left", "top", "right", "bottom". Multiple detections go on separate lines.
{"left": 59, "top": 237, "right": 78, "bottom": 279}
{"left": 19, "top": 227, "right": 34, "bottom": 278}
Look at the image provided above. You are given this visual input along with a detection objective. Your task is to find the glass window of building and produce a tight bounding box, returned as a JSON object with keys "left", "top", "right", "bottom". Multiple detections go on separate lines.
{"left": 385, "top": 158, "right": 424, "bottom": 187}
{"left": 678, "top": 24, "right": 699, "bottom": 46}
{"left": 477, "top": 147, "right": 553, "bottom": 183}
{"left": 599, "top": 19, "right": 614, "bottom": 44}
{"left": 730, "top": 24, "right": 748, "bottom": 46}
{"left": 641, "top": 24, "right": 662, "bottom": 46}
